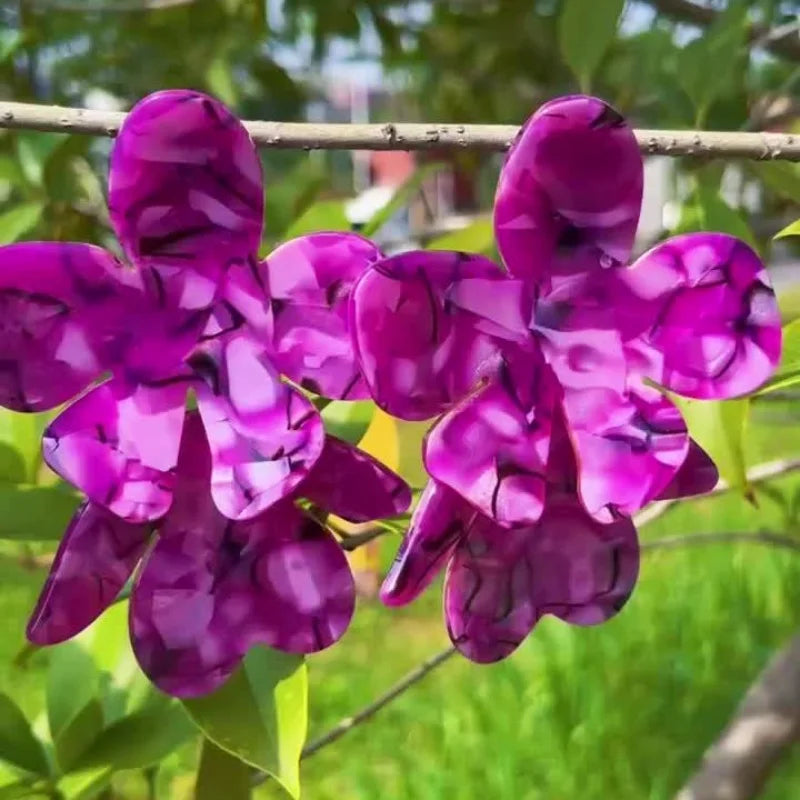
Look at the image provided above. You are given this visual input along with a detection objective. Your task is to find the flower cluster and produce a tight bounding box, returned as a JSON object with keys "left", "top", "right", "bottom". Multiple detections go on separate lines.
{"left": 349, "top": 95, "right": 781, "bottom": 662}
{"left": 0, "top": 90, "right": 782, "bottom": 694}
{"left": 0, "top": 90, "right": 410, "bottom": 697}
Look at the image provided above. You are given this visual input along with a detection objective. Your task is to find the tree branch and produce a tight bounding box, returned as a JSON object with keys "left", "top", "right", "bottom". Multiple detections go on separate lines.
{"left": 675, "top": 632, "right": 800, "bottom": 800}
{"left": 0, "top": 100, "right": 799, "bottom": 159}
{"left": 634, "top": 458, "right": 800, "bottom": 530}
{"left": 647, "top": 0, "right": 800, "bottom": 62}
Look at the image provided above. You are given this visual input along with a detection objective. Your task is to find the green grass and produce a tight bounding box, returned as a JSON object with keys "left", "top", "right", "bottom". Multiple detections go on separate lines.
{"left": 4, "top": 410, "right": 800, "bottom": 799}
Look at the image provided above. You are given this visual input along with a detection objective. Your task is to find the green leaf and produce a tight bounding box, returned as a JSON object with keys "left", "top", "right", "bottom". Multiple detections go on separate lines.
{"left": 53, "top": 701, "right": 103, "bottom": 773}
{"left": 0, "top": 31, "right": 23, "bottom": 64}
{"left": 196, "top": 739, "right": 251, "bottom": 800}
{"left": 206, "top": 55, "right": 239, "bottom": 107}
{"left": 0, "top": 410, "right": 46, "bottom": 484}
{"left": 74, "top": 702, "right": 194, "bottom": 771}
{"left": 749, "top": 163, "right": 800, "bottom": 203}
{"left": 56, "top": 766, "right": 112, "bottom": 800}
{"left": 283, "top": 200, "right": 349, "bottom": 239}
{"left": 775, "top": 218, "right": 800, "bottom": 240}
{"left": 0, "top": 781, "right": 41, "bottom": 800}
{"left": 0, "top": 203, "right": 43, "bottom": 245}
{"left": 676, "top": 2, "right": 747, "bottom": 123}
{"left": 362, "top": 163, "right": 444, "bottom": 238}
{"left": 695, "top": 182, "right": 757, "bottom": 251}
{"left": 427, "top": 217, "right": 494, "bottom": 255}
{"left": 755, "top": 319, "right": 800, "bottom": 395}
{"left": 558, "top": 0, "right": 625, "bottom": 91}
{"left": 0, "top": 694, "right": 48, "bottom": 775}
{"left": 14, "top": 133, "right": 64, "bottom": 188}
{"left": 183, "top": 648, "right": 308, "bottom": 799}
{"left": 47, "top": 643, "right": 101, "bottom": 768}
{"left": 321, "top": 400, "right": 375, "bottom": 444}
{"left": 0, "top": 484, "right": 81, "bottom": 541}
{"left": 671, "top": 395, "right": 749, "bottom": 493}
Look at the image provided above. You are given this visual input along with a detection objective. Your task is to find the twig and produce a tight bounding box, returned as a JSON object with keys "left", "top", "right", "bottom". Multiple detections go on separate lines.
{"left": 338, "top": 527, "right": 393, "bottom": 551}
{"left": 642, "top": 531, "right": 800, "bottom": 554}
{"left": 675, "top": 631, "right": 800, "bottom": 800}
{"left": 0, "top": 101, "right": 799, "bottom": 159}
{"left": 252, "top": 645, "right": 457, "bottom": 786}
{"left": 647, "top": 0, "right": 800, "bottom": 62}
{"left": 634, "top": 458, "right": 800, "bottom": 529}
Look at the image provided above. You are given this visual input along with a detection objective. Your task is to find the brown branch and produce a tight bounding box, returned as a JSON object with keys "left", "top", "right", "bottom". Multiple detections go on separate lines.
{"left": 642, "top": 531, "right": 800, "bottom": 554}
{"left": 647, "top": 0, "right": 800, "bottom": 62}
{"left": 634, "top": 458, "right": 800, "bottom": 530}
{"left": 675, "top": 632, "right": 800, "bottom": 800}
{"left": 0, "top": 100, "right": 799, "bottom": 159}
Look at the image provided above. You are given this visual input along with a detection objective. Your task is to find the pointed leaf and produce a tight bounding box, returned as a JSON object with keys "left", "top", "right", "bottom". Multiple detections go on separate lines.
{"left": 321, "top": 400, "right": 374, "bottom": 444}
{"left": 284, "top": 200, "right": 349, "bottom": 239}
{"left": 427, "top": 217, "right": 494, "bottom": 255}
{"left": 0, "top": 410, "right": 45, "bottom": 483}
{"left": 196, "top": 739, "right": 251, "bottom": 800}
{"left": 47, "top": 643, "right": 100, "bottom": 747}
{"left": 53, "top": 701, "right": 103, "bottom": 773}
{"left": 56, "top": 767, "right": 112, "bottom": 800}
{"left": 0, "top": 694, "right": 48, "bottom": 775}
{"left": 558, "top": 0, "right": 625, "bottom": 91}
{"left": 0, "top": 203, "right": 43, "bottom": 245}
{"left": 0, "top": 484, "right": 81, "bottom": 541}
{"left": 756, "top": 318, "right": 800, "bottom": 395}
{"left": 671, "top": 395, "right": 749, "bottom": 494}
{"left": 776, "top": 218, "right": 800, "bottom": 240}
{"left": 695, "top": 183, "right": 757, "bottom": 250}
{"left": 183, "top": 648, "right": 307, "bottom": 799}
{"left": 750, "top": 163, "right": 800, "bottom": 203}
{"left": 14, "top": 133, "right": 64, "bottom": 187}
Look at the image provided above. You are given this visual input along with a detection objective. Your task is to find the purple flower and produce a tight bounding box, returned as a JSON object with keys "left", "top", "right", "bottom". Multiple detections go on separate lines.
{"left": 29, "top": 413, "right": 409, "bottom": 697}
{"left": 350, "top": 95, "right": 781, "bottom": 662}
{"left": 0, "top": 89, "right": 411, "bottom": 693}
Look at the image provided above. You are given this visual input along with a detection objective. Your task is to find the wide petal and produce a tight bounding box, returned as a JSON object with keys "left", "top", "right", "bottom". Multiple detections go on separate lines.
{"left": 380, "top": 480, "right": 470, "bottom": 606}
{"left": 424, "top": 354, "right": 558, "bottom": 527}
{"left": 444, "top": 494, "right": 639, "bottom": 663}
{"left": 654, "top": 438, "right": 718, "bottom": 500}
{"left": 131, "top": 493, "right": 353, "bottom": 697}
{"left": 27, "top": 502, "right": 149, "bottom": 644}
{"left": 351, "top": 249, "right": 532, "bottom": 420}
{"left": 225, "top": 232, "right": 383, "bottom": 399}
{"left": 494, "top": 95, "right": 642, "bottom": 290}
{"left": 623, "top": 234, "right": 781, "bottom": 399}
{"left": 43, "top": 380, "right": 186, "bottom": 522}
{"left": 109, "top": 90, "right": 263, "bottom": 282}
{"left": 193, "top": 335, "right": 324, "bottom": 520}
{"left": 0, "top": 242, "right": 135, "bottom": 411}
{"left": 301, "top": 435, "right": 411, "bottom": 522}
{"left": 563, "top": 381, "right": 688, "bottom": 521}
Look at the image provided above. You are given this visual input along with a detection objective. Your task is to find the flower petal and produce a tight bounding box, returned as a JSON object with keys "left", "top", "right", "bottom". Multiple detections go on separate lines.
{"left": 301, "top": 435, "right": 411, "bottom": 522}
{"left": 43, "top": 380, "right": 186, "bottom": 522}
{"left": 563, "top": 381, "right": 688, "bottom": 520}
{"left": 444, "top": 493, "right": 639, "bottom": 663}
{"left": 27, "top": 502, "right": 149, "bottom": 644}
{"left": 0, "top": 242, "right": 131, "bottom": 411}
{"left": 351, "top": 249, "right": 531, "bottom": 420}
{"left": 424, "top": 354, "right": 558, "bottom": 527}
{"left": 193, "top": 335, "right": 324, "bottom": 520}
{"left": 495, "top": 95, "right": 642, "bottom": 290}
{"left": 109, "top": 90, "right": 263, "bottom": 281}
{"left": 623, "top": 233, "right": 781, "bottom": 399}
{"left": 225, "top": 233, "right": 383, "bottom": 399}
{"left": 380, "top": 480, "right": 468, "bottom": 607}
{"left": 654, "top": 438, "right": 718, "bottom": 500}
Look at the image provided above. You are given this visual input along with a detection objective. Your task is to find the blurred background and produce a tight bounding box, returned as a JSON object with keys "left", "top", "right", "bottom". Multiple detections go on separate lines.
{"left": 1, "top": 1, "right": 800, "bottom": 798}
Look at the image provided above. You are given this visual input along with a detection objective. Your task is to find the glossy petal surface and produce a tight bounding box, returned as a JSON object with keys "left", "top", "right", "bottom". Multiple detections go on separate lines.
{"left": 131, "top": 416, "right": 354, "bottom": 698}
{"left": 425, "top": 357, "right": 559, "bottom": 527}
{"left": 109, "top": 90, "right": 263, "bottom": 281}
{"left": 43, "top": 380, "right": 186, "bottom": 522}
{"left": 27, "top": 502, "right": 149, "bottom": 644}
{"left": 445, "top": 494, "right": 639, "bottom": 663}
{"left": 381, "top": 480, "right": 469, "bottom": 606}
{"left": 193, "top": 335, "right": 324, "bottom": 520}
{"left": 564, "top": 382, "right": 688, "bottom": 520}
{"left": 302, "top": 435, "right": 411, "bottom": 523}
{"left": 351, "top": 250, "right": 531, "bottom": 420}
{"left": 495, "top": 95, "right": 642, "bottom": 290}
{"left": 227, "top": 233, "right": 382, "bottom": 400}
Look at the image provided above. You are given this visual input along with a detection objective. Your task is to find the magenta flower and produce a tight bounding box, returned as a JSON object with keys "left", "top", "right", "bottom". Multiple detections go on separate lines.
{"left": 0, "top": 89, "right": 411, "bottom": 693}
{"left": 30, "top": 413, "right": 409, "bottom": 696}
{"left": 350, "top": 95, "right": 781, "bottom": 662}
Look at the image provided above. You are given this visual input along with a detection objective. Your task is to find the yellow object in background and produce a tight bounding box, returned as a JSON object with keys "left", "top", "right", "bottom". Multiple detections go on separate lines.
{"left": 339, "top": 406, "right": 432, "bottom": 595}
